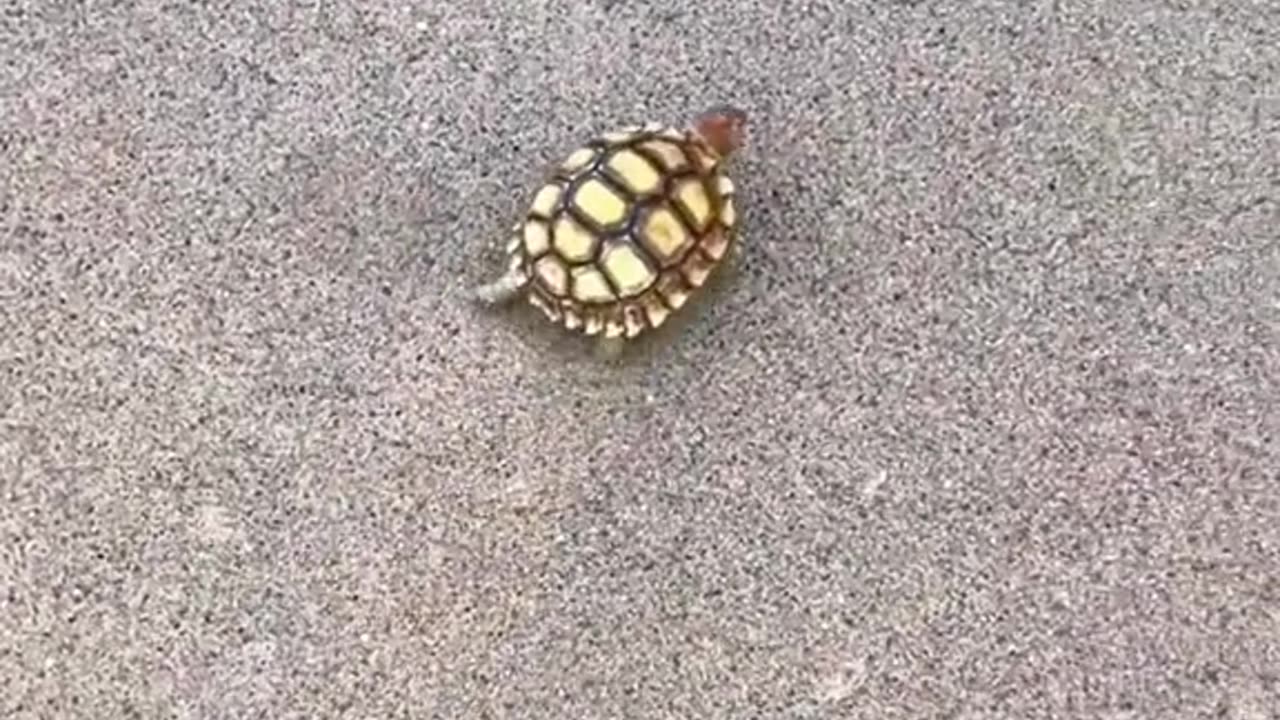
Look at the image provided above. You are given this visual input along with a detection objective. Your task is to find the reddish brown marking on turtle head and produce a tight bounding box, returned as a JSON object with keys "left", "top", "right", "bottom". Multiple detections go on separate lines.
{"left": 692, "top": 104, "right": 748, "bottom": 158}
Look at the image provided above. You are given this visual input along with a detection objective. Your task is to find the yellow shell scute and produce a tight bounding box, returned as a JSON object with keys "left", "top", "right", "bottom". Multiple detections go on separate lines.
{"left": 658, "top": 127, "right": 684, "bottom": 142}
{"left": 675, "top": 178, "right": 712, "bottom": 232}
{"left": 681, "top": 251, "right": 715, "bottom": 288}
{"left": 638, "top": 139, "right": 689, "bottom": 173}
{"left": 640, "top": 294, "right": 670, "bottom": 328}
{"left": 523, "top": 220, "right": 550, "bottom": 256}
{"left": 552, "top": 216, "right": 598, "bottom": 263}
{"left": 572, "top": 178, "right": 629, "bottom": 229}
{"left": 530, "top": 183, "right": 562, "bottom": 217}
{"left": 701, "top": 228, "right": 731, "bottom": 261}
{"left": 656, "top": 272, "right": 690, "bottom": 310}
{"left": 534, "top": 255, "right": 568, "bottom": 296}
{"left": 639, "top": 205, "right": 693, "bottom": 266}
{"left": 571, "top": 265, "right": 616, "bottom": 304}
{"left": 719, "top": 195, "right": 737, "bottom": 228}
{"left": 563, "top": 309, "right": 583, "bottom": 330}
{"left": 606, "top": 149, "right": 661, "bottom": 196}
{"left": 602, "top": 126, "right": 642, "bottom": 145}
{"left": 561, "top": 147, "right": 597, "bottom": 173}
{"left": 601, "top": 241, "right": 656, "bottom": 298}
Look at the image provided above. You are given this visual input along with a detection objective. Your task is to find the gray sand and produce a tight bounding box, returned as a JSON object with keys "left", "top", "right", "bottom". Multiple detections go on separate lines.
{"left": 3, "top": 2, "right": 1278, "bottom": 718}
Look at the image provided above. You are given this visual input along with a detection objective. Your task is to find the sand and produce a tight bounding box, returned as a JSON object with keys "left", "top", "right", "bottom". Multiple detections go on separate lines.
{"left": 2, "top": 1, "right": 1278, "bottom": 717}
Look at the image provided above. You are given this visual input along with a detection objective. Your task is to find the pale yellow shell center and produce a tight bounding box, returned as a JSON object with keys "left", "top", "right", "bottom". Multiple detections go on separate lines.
{"left": 640, "top": 205, "right": 692, "bottom": 264}
{"left": 552, "top": 216, "right": 598, "bottom": 263}
{"left": 601, "top": 242, "right": 656, "bottom": 297}
{"left": 607, "top": 150, "right": 661, "bottom": 195}
{"left": 572, "top": 178, "right": 629, "bottom": 228}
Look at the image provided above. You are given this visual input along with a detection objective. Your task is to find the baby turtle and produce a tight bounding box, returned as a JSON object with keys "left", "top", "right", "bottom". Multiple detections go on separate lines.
{"left": 473, "top": 105, "right": 748, "bottom": 358}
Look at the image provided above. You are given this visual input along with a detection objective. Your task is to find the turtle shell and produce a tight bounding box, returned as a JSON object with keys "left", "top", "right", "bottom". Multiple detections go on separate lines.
{"left": 507, "top": 122, "right": 739, "bottom": 339}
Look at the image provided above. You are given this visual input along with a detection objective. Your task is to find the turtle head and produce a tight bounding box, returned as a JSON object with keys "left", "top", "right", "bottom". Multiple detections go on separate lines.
{"left": 692, "top": 104, "right": 748, "bottom": 158}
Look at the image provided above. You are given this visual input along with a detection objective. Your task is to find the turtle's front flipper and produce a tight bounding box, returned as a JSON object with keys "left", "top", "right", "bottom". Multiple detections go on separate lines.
{"left": 473, "top": 266, "right": 527, "bottom": 305}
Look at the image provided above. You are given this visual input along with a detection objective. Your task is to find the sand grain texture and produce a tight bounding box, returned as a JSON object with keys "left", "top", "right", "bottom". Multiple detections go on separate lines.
{"left": 2, "top": 1, "right": 1278, "bottom": 718}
